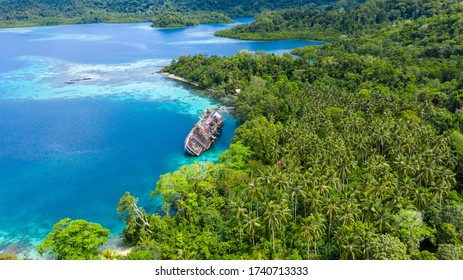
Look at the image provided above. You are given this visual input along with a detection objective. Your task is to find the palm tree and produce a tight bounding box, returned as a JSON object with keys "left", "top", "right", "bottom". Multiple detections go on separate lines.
{"left": 257, "top": 167, "right": 274, "bottom": 200}
{"left": 338, "top": 156, "right": 357, "bottom": 188}
{"left": 277, "top": 200, "right": 292, "bottom": 247}
{"left": 300, "top": 171, "right": 313, "bottom": 217}
{"left": 230, "top": 200, "right": 248, "bottom": 242}
{"left": 340, "top": 234, "right": 362, "bottom": 260}
{"left": 324, "top": 198, "right": 340, "bottom": 238}
{"left": 433, "top": 168, "right": 456, "bottom": 206}
{"left": 315, "top": 183, "right": 330, "bottom": 199}
{"left": 411, "top": 187, "right": 430, "bottom": 211}
{"left": 275, "top": 171, "right": 290, "bottom": 194}
{"left": 373, "top": 205, "right": 391, "bottom": 234}
{"left": 290, "top": 178, "right": 305, "bottom": 221}
{"left": 359, "top": 222, "right": 376, "bottom": 259}
{"left": 263, "top": 200, "right": 291, "bottom": 251}
{"left": 338, "top": 203, "right": 360, "bottom": 226}
{"left": 304, "top": 213, "right": 326, "bottom": 259}
{"left": 247, "top": 180, "right": 263, "bottom": 217}
{"left": 306, "top": 188, "right": 322, "bottom": 215}
{"left": 245, "top": 212, "right": 261, "bottom": 247}
{"left": 355, "top": 136, "right": 369, "bottom": 163}
{"left": 431, "top": 180, "right": 451, "bottom": 207}
{"left": 263, "top": 200, "right": 280, "bottom": 251}
{"left": 336, "top": 225, "right": 362, "bottom": 260}
{"left": 417, "top": 164, "right": 437, "bottom": 188}
{"left": 400, "top": 176, "right": 416, "bottom": 197}
{"left": 327, "top": 176, "right": 342, "bottom": 198}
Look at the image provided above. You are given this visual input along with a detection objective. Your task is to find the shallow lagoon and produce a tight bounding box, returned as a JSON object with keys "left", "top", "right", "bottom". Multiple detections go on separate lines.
{"left": 0, "top": 19, "right": 323, "bottom": 258}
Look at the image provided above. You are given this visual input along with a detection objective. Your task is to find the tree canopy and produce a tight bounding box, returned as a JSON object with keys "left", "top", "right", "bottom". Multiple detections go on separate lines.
{"left": 0, "top": 0, "right": 336, "bottom": 27}
{"left": 148, "top": 0, "right": 463, "bottom": 260}
{"left": 37, "top": 218, "right": 110, "bottom": 260}
{"left": 33, "top": 0, "right": 463, "bottom": 260}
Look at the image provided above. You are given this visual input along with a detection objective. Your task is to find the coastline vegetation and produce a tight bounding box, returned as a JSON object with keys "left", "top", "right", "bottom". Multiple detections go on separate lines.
{"left": 0, "top": 0, "right": 334, "bottom": 28}
{"left": 151, "top": 12, "right": 233, "bottom": 28}
{"left": 116, "top": 0, "right": 463, "bottom": 260}
{"left": 29, "top": 0, "right": 463, "bottom": 260}
{"left": 37, "top": 218, "right": 110, "bottom": 260}
{"left": 214, "top": 0, "right": 461, "bottom": 41}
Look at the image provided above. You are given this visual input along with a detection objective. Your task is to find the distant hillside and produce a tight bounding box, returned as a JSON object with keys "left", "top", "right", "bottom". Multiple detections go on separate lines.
{"left": 215, "top": 0, "right": 459, "bottom": 40}
{"left": 0, "top": 0, "right": 337, "bottom": 27}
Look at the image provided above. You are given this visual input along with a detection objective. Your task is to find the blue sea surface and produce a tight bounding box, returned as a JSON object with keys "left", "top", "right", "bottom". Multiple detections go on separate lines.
{"left": 0, "top": 19, "right": 323, "bottom": 258}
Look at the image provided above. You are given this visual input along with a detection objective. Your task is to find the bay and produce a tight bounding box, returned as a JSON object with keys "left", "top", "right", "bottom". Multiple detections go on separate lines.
{"left": 0, "top": 19, "right": 323, "bottom": 258}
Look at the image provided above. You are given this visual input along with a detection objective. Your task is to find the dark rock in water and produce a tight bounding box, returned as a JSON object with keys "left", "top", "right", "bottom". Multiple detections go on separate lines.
{"left": 65, "top": 77, "right": 92, "bottom": 84}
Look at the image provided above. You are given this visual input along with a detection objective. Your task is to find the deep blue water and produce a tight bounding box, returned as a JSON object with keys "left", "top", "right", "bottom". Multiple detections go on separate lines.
{"left": 0, "top": 19, "right": 322, "bottom": 258}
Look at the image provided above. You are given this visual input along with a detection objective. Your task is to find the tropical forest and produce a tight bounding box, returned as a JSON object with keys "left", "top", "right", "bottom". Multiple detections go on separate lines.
{"left": 2, "top": 0, "right": 463, "bottom": 260}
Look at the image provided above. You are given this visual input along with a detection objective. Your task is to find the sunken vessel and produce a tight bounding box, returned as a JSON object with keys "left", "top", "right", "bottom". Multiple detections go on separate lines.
{"left": 184, "top": 107, "right": 225, "bottom": 156}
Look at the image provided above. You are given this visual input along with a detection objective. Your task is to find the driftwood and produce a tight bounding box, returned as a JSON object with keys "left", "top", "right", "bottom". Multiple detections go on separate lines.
{"left": 132, "top": 203, "right": 153, "bottom": 234}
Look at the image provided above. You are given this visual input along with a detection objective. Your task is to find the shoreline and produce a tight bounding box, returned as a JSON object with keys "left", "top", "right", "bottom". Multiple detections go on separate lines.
{"left": 101, "top": 235, "right": 132, "bottom": 258}
{"left": 162, "top": 72, "right": 239, "bottom": 108}
{"left": 161, "top": 72, "right": 200, "bottom": 87}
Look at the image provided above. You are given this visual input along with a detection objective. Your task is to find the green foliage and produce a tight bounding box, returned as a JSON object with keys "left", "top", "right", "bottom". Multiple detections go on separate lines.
{"left": 369, "top": 234, "right": 407, "bottom": 260}
{"left": 150, "top": 0, "right": 463, "bottom": 259}
{"left": 410, "top": 250, "right": 437, "bottom": 260}
{"left": 37, "top": 218, "right": 110, "bottom": 260}
{"left": 436, "top": 243, "right": 462, "bottom": 260}
{"left": 451, "top": 131, "right": 463, "bottom": 156}
{"left": 5, "top": 0, "right": 463, "bottom": 262}
{"left": 112, "top": 0, "right": 463, "bottom": 260}
{"left": 402, "top": 110, "right": 420, "bottom": 123}
{"left": 440, "top": 205, "right": 463, "bottom": 243}
{"left": 126, "top": 238, "right": 161, "bottom": 260}
{"left": 325, "top": 107, "right": 345, "bottom": 122}
{"left": 219, "top": 141, "right": 253, "bottom": 170}
{"left": 391, "top": 210, "right": 434, "bottom": 254}
{"left": 235, "top": 116, "right": 282, "bottom": 164}
{"left": 438, "top": 223, "right": 461, "bottom": 245}
{"left": 100, "top": 249, "right": 119, "bottom": 260}
{"left": 155, "top": 33, "right": 461, "bottom": 259}
{"left": 151, "top": 12, "right": 232, "bottom": 28}
{"left": 216, "top": 0, "right": 461, "bottom": 40}
{"left": 119, "top": 162, "right": 234, "bottom": 260}
{"left": 117, "top": 192, "right": 154, "bottom": 246}
{"left": 0, "top": 0, "right": 336, "bottom": 27}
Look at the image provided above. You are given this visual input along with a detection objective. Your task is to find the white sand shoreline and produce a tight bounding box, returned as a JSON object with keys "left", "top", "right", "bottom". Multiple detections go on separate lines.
{"left": 162, "top": 72, "right": 200, "bottom": 87}
{"left": 101, "top": 235, "right": 132, "bottom": 257}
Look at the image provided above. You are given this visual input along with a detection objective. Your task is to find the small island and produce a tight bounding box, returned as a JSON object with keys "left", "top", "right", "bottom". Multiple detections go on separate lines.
{"left": 151, "top": 12, "right": 233, "bottom": 28}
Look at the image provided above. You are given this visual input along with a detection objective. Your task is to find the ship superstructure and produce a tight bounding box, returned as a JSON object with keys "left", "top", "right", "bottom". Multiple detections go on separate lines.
{"left": 184, "top": 107, "right": 225, "bottom": 156}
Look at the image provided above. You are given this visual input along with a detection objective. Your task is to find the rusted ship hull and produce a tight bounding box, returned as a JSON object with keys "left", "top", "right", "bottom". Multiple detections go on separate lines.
{"left": 184, "top": 107, "right": 224, "bottom": 156}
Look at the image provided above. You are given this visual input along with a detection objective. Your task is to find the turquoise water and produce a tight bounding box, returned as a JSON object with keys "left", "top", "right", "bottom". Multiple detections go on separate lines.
{"left": 0, "top": 19, "right": 323, "bottom": 258}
